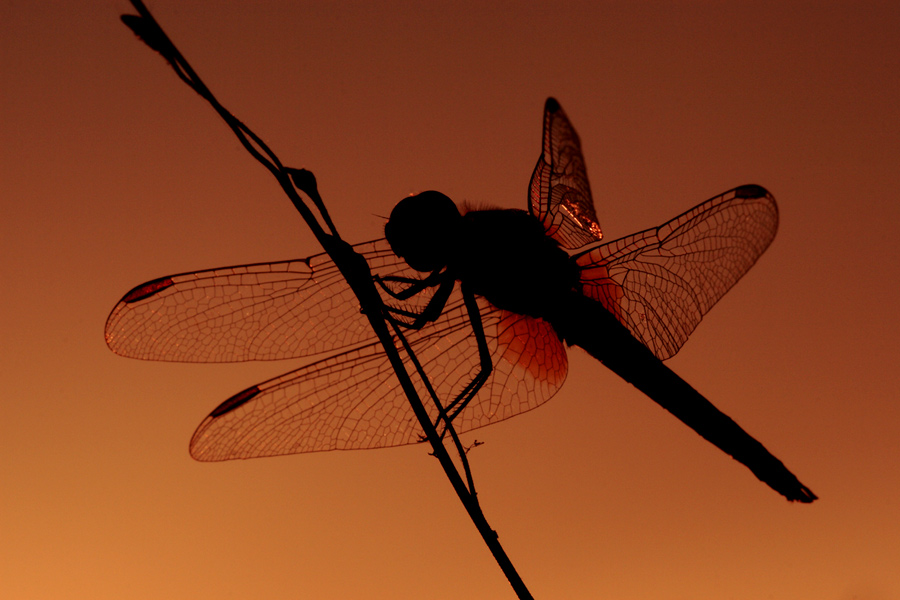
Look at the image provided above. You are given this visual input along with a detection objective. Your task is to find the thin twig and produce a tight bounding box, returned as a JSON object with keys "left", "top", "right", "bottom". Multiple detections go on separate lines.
{"left": 121, "top": 2, "right": 533, "bottom": 598}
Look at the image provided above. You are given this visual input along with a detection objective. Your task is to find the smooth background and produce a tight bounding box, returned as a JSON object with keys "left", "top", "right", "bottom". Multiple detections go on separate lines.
{"left": 2, "top": 1, "right": 898, "bottom": 598}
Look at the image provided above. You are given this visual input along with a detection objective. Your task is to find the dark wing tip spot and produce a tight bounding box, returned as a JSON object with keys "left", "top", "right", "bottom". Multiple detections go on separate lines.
{"left": 545, "top": 97, "right": 561, "bottom": 113}
{"left": 122, "top": 276, "right": 175, "bottom": 303}
{"left": 734, "top": 184, "right": 770, "bottom": 199}
{"left": 210, "top": 386, "right": 261, "bottom": 417}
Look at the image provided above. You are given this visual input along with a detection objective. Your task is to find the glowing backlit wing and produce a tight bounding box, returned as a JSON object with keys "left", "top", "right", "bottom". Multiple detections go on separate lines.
{"left": 105, "top": 240, "right": 407, "bottom": 362}
{"left": 106, "top": 240, "right": 567, "bottom": 459}
{"left": 576, "top": 185, "right": 778, "bottom": 360}
{"left": 190, "top": 302, "right": 567, "bottom": 460}
{"left": 529, "top": 97, "right": 603, "bottom": 249}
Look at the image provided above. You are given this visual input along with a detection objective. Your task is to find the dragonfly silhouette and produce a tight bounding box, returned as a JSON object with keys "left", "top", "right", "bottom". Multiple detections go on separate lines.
{"left": 106, "top": 98, "right": 815, "bottom": 503}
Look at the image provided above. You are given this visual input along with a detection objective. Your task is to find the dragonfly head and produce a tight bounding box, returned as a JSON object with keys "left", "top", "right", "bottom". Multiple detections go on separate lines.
{"left": 385, "top": 191, "right": 462, "bottom": 272}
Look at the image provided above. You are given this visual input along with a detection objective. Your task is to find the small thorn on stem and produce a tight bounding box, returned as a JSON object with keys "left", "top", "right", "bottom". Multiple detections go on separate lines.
{"left": 465, "top": 439, "right": 485, "bottom": 454}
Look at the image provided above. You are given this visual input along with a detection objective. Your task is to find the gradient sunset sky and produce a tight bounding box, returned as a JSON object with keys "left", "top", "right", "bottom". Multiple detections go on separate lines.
{"left": 3, "top": 1, "right": 899, "bottom": 598}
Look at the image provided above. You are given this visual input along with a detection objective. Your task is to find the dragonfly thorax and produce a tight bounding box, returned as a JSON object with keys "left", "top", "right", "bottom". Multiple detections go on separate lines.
{"left": 453, "top": 207, "right": 579, "bottom": 321}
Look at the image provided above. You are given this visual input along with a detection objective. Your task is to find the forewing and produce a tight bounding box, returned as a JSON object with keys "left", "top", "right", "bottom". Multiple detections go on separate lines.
{"left": 190, "top": 296, "right": 568, "bottom": 460}
{"left": 105, "top": 239, "right": 415, "bottom": 362}
{"left": 576, "top": 185, "right": 778, "bottom": 360}
{"left": 529, "top": 97, "right": 603, "bottom": 249}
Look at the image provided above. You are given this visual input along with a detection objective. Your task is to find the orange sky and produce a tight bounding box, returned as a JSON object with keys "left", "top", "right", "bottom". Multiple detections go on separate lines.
{"left": 3, "top": 1, "right": 899, "bottom": 598}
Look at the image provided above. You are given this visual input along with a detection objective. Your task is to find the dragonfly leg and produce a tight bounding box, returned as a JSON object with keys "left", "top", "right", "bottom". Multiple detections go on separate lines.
{"left": 375, "top": 271, "right": 444, "bottom": 300}
{"left": 443, "top": 286, "right": 493, "bottom": 425}
{"left": 377, "top": 271, "right": 457, "bottom": 330}
{"left": 388, "top": 316, "right": 480, "bottom": 493}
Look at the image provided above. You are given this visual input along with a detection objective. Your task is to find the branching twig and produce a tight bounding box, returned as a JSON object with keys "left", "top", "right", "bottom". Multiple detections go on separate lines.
{"left": 121, "top": 2, "right": 533, "bottom": 598}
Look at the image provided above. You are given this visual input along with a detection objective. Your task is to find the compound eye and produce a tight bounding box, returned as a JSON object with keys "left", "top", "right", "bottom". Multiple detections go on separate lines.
{"left": 386, "top": 191, "right": 461, "bottom": 272}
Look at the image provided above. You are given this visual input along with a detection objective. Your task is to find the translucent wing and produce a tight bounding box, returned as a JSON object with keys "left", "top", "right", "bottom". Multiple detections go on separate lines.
{"left": 575, "top": 185, "right": 778, "bottom": 360}
{"left": 528, "top": 97, "right": 603, "bottom": 249}
{"left": 105, "top": 240, "right": 412, "bottom": 362}
{"left": 107, "top": 237, "right": 568, "bottom": 459}
{"left": 190, "top": 298, "right": 568, "bottom": 460}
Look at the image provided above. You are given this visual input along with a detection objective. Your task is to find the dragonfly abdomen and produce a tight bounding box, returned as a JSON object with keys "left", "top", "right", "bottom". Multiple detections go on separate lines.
{"left": 551, "top": 292, "right": 817, "bottom": 503}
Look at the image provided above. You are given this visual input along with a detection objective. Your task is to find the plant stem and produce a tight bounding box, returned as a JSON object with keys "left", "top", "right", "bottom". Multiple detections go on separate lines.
{"left": 122, "top": 2, "right": 534, "bottom": 597}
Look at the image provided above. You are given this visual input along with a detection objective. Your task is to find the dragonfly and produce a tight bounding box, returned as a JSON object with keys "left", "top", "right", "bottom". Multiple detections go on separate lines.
{"left": 105, "top": 97, "right": 815, "bottom": 503}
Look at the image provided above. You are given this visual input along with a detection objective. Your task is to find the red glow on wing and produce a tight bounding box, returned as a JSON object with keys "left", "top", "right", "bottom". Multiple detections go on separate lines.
{"left": 497, "top": 311, "right": 566, "bottom": 387}
{"left": 579, "top": 264, "right": 625, "bottom": 322}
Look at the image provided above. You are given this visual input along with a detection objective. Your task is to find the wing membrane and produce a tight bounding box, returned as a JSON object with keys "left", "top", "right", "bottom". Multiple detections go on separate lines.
{"left": 191, "top": 297, "right": 568, "bottom": 460}
{"left": 105, "top": 240, "right": 418, "bottom": 362}
{"left": 576, "top": 185, "right": 778, "bottom": 360}
{"left": 529, "top": 97, "right": 603, "bottom": 249}
{"left": 108, "top": 232, "right": 570, "bottom": 459}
